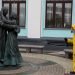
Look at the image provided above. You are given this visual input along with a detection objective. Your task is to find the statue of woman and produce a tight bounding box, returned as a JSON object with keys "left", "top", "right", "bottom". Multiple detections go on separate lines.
{"left": 3, "top": 12, "right": 23, "bottom": 66}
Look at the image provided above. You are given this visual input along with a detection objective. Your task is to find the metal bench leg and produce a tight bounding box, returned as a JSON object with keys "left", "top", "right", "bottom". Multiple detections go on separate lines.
{"left": 26, "top": 48, "right": 31, "bottom": 53}
{"left": 40, "top": 49, "right": 43, "bottom": 54}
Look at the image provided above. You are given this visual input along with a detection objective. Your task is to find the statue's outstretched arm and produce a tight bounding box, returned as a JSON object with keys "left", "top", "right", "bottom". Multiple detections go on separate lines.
{"left": 0, "top": 21, "right": 17, "bottom": 29}
{"left": 2, "top": 24, "right": 18, "bottom": 29}
{"left": 0, "top": 15, "right": 17, "bottom": 29}
{"left": 0, "top": 13, "right": 20, "bottom": 31}
{"left": 1, "top": 14, "right": 16, "bottom": 25}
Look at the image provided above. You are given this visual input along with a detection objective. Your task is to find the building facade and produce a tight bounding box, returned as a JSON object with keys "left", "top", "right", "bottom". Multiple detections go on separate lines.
{"left": 0, "top": 0, "right": 74, "bottom": 39}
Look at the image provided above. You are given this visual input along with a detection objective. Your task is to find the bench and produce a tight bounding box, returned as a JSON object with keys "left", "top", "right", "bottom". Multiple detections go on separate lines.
{"left": 18, "top": 41, "right": 47, "bottom": 54}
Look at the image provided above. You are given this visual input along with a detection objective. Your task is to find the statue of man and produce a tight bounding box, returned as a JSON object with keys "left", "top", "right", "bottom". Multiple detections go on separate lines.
{"left": 0, "top": 8, "right": 8, "bottom": 65}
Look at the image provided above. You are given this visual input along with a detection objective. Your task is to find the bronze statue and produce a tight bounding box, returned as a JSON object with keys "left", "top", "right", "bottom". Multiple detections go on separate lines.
{"left": 0, "top": 9, "right": 7, "bottom": 66}
{"left": 4, "top": 12, "right": 22, "bottom": 66}
{"left": 0, "top": 7, "right": 22, "bottom": 67}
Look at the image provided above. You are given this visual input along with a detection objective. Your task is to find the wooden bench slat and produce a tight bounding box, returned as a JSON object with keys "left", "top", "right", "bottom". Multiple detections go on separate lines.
{"left": 18, "top": 40, "right": 47, "bottom": 54}
{"left": 18, "top": 45, "right": 45, "bottom": 48}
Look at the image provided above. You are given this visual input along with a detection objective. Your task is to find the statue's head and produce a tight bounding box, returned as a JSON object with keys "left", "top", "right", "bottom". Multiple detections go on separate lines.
{"left": 1, "top": 7, "right": 8, "bottom": 16}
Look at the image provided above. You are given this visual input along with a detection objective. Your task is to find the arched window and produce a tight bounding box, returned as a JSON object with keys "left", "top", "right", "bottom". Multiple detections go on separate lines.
{"left": 2, "top": 0, "right": 26, "bottom": 27}
{"left": 46, "top": 0, "right": 72, "bottom": 28}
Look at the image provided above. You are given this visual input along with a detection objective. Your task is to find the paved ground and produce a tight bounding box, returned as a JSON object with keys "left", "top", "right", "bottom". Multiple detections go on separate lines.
{"left": 0, "top": 54, "right": 65, "bottom": 75}
{"left": 22, "top": 52, "right": 72, "bottom": 74}
{"left": 0, "top": 52, "right": 72, "bottom": 75}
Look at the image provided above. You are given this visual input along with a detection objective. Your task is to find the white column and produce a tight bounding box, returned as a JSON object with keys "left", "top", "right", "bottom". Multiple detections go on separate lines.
{"left": 28, "top": 0, "right": 41, "bottom": 38}
{"left": 72, "top": 0, "right": 75, "bottom": 25}
{"left": 0, "top": 0, "right": 2, "bottom": 10}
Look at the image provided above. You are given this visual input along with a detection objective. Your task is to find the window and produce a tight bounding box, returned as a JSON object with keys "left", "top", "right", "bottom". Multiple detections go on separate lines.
{"left": 2, "top": 0, "right": 26, "bottom": 27}
{"left": 46, "top": 0, "right": 72, "bottom": 29}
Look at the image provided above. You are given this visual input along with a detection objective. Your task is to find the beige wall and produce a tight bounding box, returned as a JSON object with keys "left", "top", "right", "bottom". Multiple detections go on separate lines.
{"left": 28, "top": 0, "right": 41, "bottom": 38}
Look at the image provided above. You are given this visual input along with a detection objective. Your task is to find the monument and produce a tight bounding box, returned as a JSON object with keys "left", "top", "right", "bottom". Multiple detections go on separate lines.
{"left": 0, "top": 7, "right": 22, "bottom": 67}
{"left": 0, "top": 7, "right": 39, "bottom": 75}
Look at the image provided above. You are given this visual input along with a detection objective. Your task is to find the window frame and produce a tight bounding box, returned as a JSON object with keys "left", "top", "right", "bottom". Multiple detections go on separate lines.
{"left": 2, "top": 0, "right": 26, "bottom": 28}
{"left": 45, "top": 0, "right": 73, "bottom": 29}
